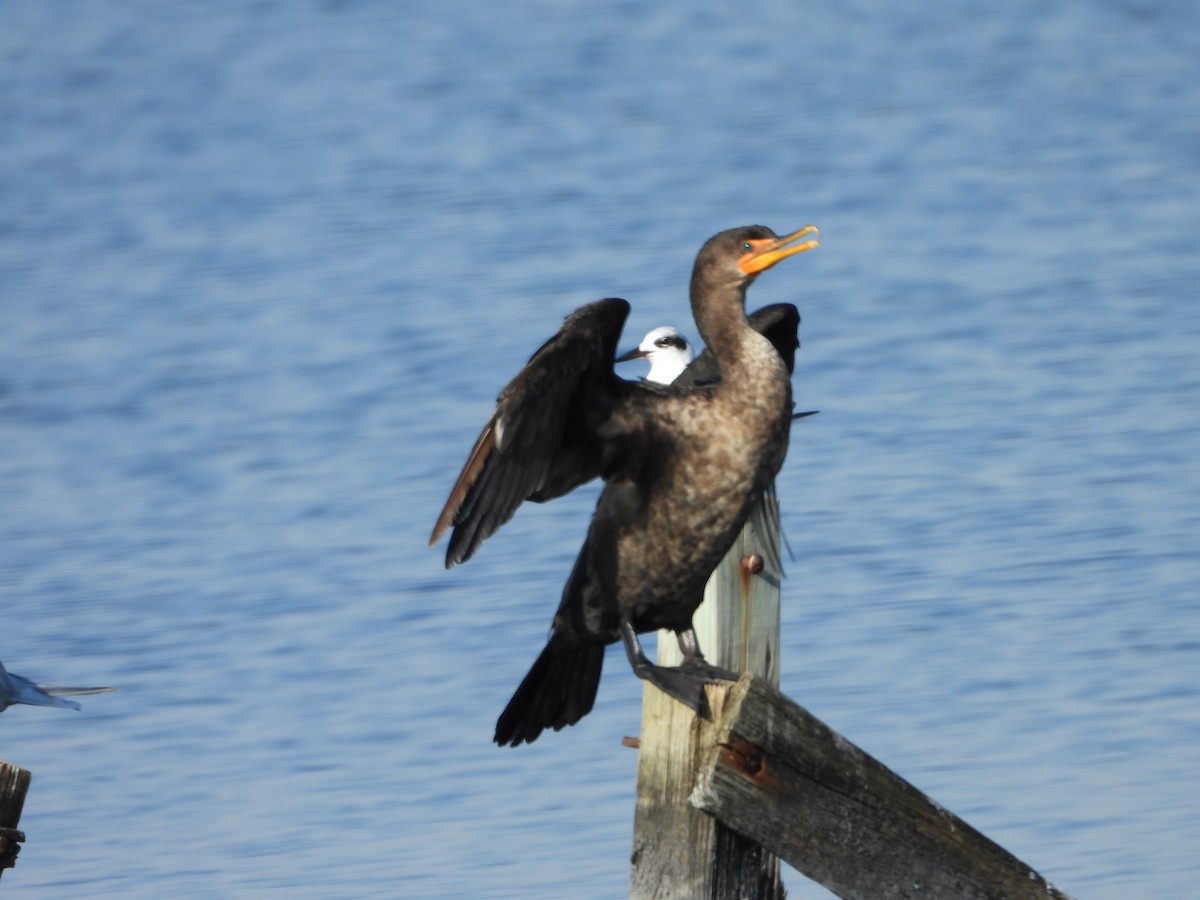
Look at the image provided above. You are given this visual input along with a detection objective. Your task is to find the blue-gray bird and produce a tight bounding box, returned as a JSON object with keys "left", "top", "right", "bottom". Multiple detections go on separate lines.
{"left": 0, "top": 659, "right": 117, "bottom": 713}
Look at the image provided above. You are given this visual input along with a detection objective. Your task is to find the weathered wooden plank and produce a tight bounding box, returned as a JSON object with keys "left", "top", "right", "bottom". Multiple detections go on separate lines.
{"left": 692, "top": 676, "right": 1074, "bottom": 900}
{"left": 631, "top": 514, "right": 784, "bottom": 900}
{"left": 0, "top": 759, "right": 31, "bottom": 879}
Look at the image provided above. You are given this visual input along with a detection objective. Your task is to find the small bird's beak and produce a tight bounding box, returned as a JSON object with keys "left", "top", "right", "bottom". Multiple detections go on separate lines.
{"left": 615, "top": 347, "right": 649, "bottom": 363}
{"left": 738, "top": 225, "right": 820, "bottom": 275}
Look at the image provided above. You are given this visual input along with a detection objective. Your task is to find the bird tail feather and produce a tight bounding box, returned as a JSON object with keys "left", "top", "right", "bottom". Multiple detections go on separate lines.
{"left": 494, "top": 636, "right": 604, "bottom": 747}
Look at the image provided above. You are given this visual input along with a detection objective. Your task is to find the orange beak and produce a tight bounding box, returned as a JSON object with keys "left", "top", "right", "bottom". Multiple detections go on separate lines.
{"left": 738, "top": 225, "right": 820, "bottom": 275}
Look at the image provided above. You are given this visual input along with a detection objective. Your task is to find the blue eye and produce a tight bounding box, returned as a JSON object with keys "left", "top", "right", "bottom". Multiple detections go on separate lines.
{"left": 742, "top": 242, "right": 753, "bottom": 253}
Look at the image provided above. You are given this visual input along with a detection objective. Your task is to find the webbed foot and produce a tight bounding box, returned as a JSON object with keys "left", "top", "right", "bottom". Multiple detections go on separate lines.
{"left": 677, "top": 655, "right": 741, "bottom": 685}
{"left": 620, "top": 622, "right": 742, "bottom": 717}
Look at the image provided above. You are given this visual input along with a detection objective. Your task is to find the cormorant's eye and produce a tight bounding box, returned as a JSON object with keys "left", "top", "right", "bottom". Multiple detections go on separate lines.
{"left": 742, "top": 242, "right": 753, "bottom": 253}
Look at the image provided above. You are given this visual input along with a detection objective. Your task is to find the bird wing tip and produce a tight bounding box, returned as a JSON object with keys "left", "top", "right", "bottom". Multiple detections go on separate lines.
{"left": 430, "top": 422, "right": 496, "bottom": 553}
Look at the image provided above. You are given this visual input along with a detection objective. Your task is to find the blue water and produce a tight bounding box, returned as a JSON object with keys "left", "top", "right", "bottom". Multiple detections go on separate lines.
{"left": 2, "top": 2, "right": 1198, "bottom": 897}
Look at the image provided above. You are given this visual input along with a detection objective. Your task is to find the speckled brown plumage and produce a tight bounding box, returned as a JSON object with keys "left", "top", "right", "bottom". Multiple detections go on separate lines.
{"left": 430, "top": 225, "right": 819, "bottom": 746}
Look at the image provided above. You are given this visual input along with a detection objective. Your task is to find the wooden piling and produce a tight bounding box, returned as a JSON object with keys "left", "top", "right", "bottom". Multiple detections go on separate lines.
{"left": 0, "top": 759, "right": 31, "bottom": 880}
{"left": 631, "top": 510, "right": 784, "bottom": 899}
{"left": 627, "top": 504, "right": 1074, "bottom": 899}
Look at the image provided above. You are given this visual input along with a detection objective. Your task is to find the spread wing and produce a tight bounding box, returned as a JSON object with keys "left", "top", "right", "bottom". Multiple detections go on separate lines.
{"left": 430, "top": 298, "right": 632, "bottom": 568}
{"left": 675, "top": 303, "right": 801, "bottom": 388}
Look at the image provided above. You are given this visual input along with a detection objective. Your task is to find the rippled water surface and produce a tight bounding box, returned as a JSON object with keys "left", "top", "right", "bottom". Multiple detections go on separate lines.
{"left": 2, "top": 2, "right": 1198, "bottom": 897}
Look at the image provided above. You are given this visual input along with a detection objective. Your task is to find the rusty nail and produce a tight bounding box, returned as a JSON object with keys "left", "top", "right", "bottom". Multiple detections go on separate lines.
{"left": 740, "top": 553, "right": 764, "bottom": 575}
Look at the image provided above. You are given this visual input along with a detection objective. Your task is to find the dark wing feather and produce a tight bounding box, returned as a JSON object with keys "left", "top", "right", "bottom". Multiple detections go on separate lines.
{"left": 750, "top": 303, "right": 801, "bottom": 375}
{"left": 675, "top": 303, "right": 801, "bottom": 388}
{"left": 430, "top": 298, "right": 631, "bottom": 567}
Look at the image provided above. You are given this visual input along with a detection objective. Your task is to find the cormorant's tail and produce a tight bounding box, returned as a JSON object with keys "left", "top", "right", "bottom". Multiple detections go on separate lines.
{"left": 494, "top": 636, "right": 604, "bottom": 747}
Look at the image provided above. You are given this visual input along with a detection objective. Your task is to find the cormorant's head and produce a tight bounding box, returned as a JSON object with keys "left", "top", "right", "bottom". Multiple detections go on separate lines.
{"left": 694, "top": 225, "right": 820, "bottom": 290}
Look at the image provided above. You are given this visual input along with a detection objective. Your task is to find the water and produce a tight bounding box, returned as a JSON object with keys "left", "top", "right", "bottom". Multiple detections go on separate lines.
{"left": 1, "top": 1, "right": 1198, "bottom": 896}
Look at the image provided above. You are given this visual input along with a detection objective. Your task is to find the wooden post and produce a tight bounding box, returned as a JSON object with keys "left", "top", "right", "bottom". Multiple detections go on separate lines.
{"left": 0, "top": 759, "right": 31, "bottom": 881}
{"left": 631, "top": 507, "right": 785, "bottom": 900}
{"left": 692, "top": 676, "right": 1074, "bottom": 900}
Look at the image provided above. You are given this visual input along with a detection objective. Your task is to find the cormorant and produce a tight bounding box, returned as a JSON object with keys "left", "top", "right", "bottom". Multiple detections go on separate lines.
{"left": 431, "top": 225, "right": 818, "bottom": 745}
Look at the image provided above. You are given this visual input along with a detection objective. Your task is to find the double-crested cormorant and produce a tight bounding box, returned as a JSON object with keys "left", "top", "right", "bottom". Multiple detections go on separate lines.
{"left": 430, "top": 225, "right": 819, "bottom": 746}
{"left": 616, "top": 326, "right": 694, "bottom": 384}
{"left": 0, "top": 659, "right": 117, "bottom": 712}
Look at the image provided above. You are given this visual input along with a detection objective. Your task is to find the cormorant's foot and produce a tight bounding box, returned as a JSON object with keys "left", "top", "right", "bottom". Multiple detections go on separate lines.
{"left": 636, "top": 662, "right": 714, "bottom": 717}
{"left": 677, "top": 657, "right": 742, "bottom": 684}
{"left": 620, "top": 623, "right": 741, "bottom": 717}
{"left": 636, "top": 660, "right": 743, "bottom": 718}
